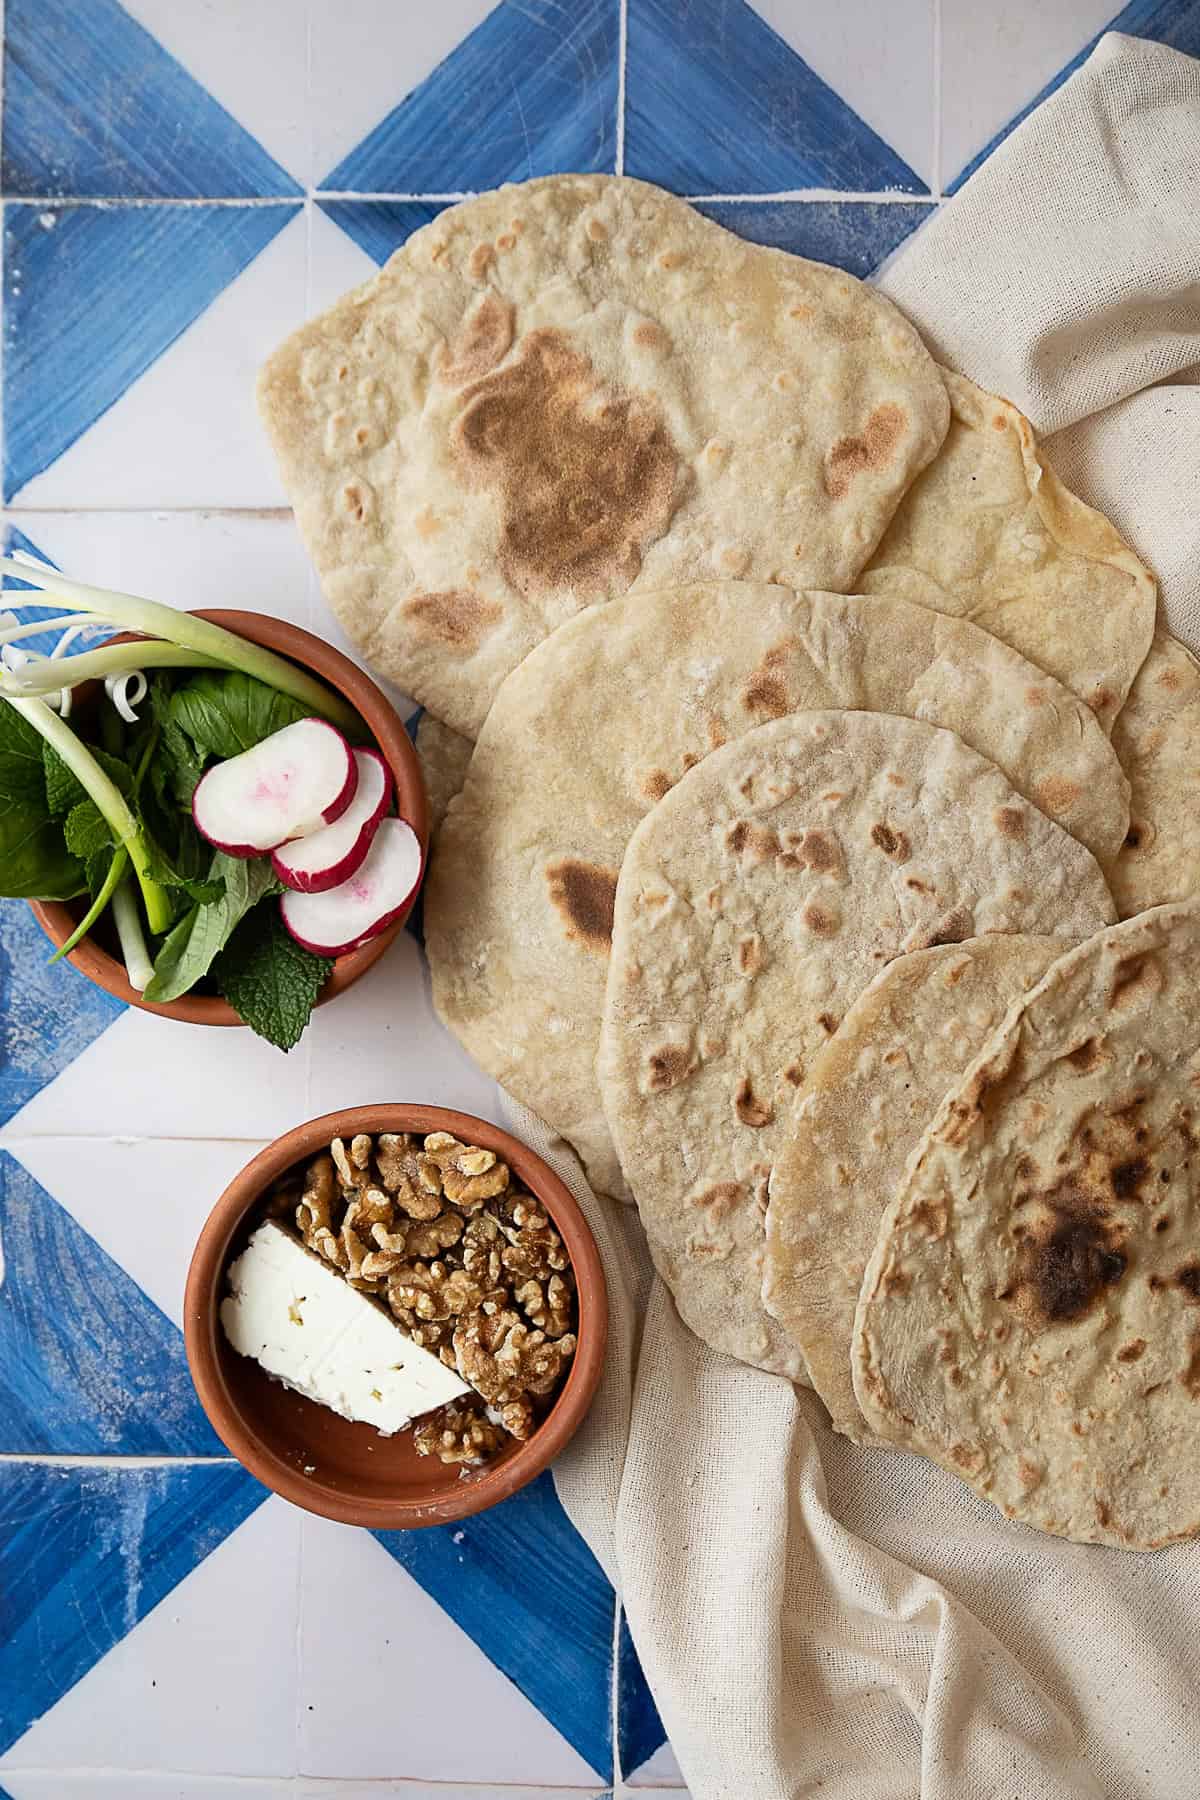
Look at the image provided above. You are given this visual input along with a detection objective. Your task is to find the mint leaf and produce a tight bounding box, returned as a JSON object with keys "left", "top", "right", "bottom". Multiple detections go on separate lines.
{"left": 43, "top": 742, "right": 132, "bottom": 816}
{"left": 0, "top": 702, "right": 84, "bottom": 899}
{"left": 169, "top": 671, "right": 312, "bottom": 763}
{"left": 143, "top": 853, "right": 281, "bottom": 1005}
{"left": 64, "top": 799, "right": 116, "bottom": 864}
{"left": 214, "top": 901, "right": 332, "bottom": 1051}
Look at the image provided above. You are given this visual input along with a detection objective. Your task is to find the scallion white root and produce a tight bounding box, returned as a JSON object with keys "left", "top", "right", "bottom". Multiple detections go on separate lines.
{"left": 104, "top": 669, "right": 148, "bottom": 723}
{"left": 112, "top": 872, "right": 155, "bottom": 992}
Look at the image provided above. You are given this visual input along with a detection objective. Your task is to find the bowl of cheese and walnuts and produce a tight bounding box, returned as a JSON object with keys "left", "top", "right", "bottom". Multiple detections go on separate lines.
{"left": 184, "top": 1104, "right": 607, "bottom": 1526}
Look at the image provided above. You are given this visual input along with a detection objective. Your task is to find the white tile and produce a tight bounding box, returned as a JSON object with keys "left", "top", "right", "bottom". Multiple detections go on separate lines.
{"left": 755, "top": 0, "right": 936, "bottom": 189}
{"left": 298, "top": 1787, "right": 608, "bottom": 1799}
{"left": 307, "top": 200, "right": 378, "bottom": 314}
{"left": 309, "top": 0, "right": 497, "bottom": 189}
{"left": 16, "top": 208, "right": 307, "bottom": 509}
{"left": 940, "top": 0, "right": 1117, "bottom": 187}
{"left": 629, "top": 1738, "right": 687, "bottom": 1787}
{"left": 297, "top": 1516, "right": 601, "bottom": 1785}
{"left": 2, "top": 1137, "right": 254, "bottom": 1328}
{"left": 0, "top": 1499, "right": 301, "bottom": 1779}
{"left": 121, "top": 0, "right": 309, "bottom": 187}
{"left": 305, "top": 927, "right": 506, "bottom": 1124}
{"left": 5, "top": 511, "right": 317, "bottom": 636}
{"left": 2, "top": 1001, "right": 312, "bottom": 1142}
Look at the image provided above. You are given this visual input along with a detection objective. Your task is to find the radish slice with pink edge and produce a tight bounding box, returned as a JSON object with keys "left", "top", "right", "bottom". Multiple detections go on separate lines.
{"left": 279, "top": 818, "right": 423, "bottom": 955}
{"left": 271, "top": 748, "right": 392, "bottom": 893}
{"left": 192, "top": 718, "right": 357, "bottom": 858}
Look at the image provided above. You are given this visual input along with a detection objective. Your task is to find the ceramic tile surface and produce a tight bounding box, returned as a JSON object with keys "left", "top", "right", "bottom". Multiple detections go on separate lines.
{"left": 0, "top": 0, "right": 1190, "bottom": 1791}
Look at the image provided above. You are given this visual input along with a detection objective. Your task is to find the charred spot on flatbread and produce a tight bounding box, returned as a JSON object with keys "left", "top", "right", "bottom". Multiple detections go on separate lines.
{"left": 734, "top": 1077, "right": 774, "bottom": 1128}
{"left": 870, "top": 821, "right": 910, "bottom": 861}
{"left": 438, "top": 293, "right": 515, "bottom": 386}
{"left": 404, "top": 588, "right": 503, "bottom": 652}
{"left": 453, "top": 327, "right": 682, "bottom": 599}
{"left": 742, "top": 642, "right": 795, "bottom": 719}
{"left": 647, "top": 1044, "right": 697, "bottom": 1092}
{"left": 545, "top": 857, "right": 618, "bottom": 951}
{"left": 824, "top": 402, "right": 906, "bottom": 500}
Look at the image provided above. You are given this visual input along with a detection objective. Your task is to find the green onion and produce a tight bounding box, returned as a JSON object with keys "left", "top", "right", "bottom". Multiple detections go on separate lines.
{"left": 0, "top": 557, "right": 358, "bottom": 732}
{"left": 4, "top": 640, "right": 224, "bottom": 696}
{"left": 49, "top": 847, "right": 128, "bottom": 963}
{"left": 112, "top": 871, "right": 155, "bottom": 992}
{"left": 4, "top": 694, "right": 173, "bottom": 935}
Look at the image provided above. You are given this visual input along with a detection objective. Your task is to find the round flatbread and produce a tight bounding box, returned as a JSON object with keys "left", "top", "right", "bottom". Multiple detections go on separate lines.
{"left": 427, "top": 581, "right": 1128, "bottom": 1200}
{"left": 1109, "top": 629, "right": 1200, "bottom": 919}
{"left": 259, "top": 174, "right": 949, "bottom": 736}
{"left": 415, "top": 712, "right": 473, "bottom": 839}
{"left": 863, "top": 370, "right": 1156, "bottom": 732}
{"left": 597, "top": 711, "right": 1116, "bottom": 1379}
{"left": 764, "top": 935, "right": 1065, "bottom": 1437}
{"left": 853, "top": 899, "right": 1200, "bottom": 1550}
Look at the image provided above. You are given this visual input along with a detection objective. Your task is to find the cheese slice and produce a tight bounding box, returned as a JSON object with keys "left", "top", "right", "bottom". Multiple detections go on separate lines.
{"left": 220, "top": 1221, "right": 469, "bottom": 1433}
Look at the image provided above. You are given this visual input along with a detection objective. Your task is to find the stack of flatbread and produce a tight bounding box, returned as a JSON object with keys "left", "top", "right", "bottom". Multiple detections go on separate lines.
{"left": 261, "top": 174, "right": 1200, "bottom": 1551}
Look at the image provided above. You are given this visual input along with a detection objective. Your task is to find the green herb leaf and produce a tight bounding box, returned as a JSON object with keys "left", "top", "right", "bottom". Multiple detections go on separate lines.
{"left": 0, "top": 702, "right": 85, "bottom": 899}
{"left": 143, "top": 853, "right": 281, "bottom": 1005}
{"left": 147, "top": 674, "right": 208, "bottom": 808}
{"left": 169, "top": 671, "right": 312, "bottom": 763}
{"left": 64, "top": 798, "right": 116, "bottom": 865}
{"left": 213, "top": 900, "right": 332, "bottom": 1051}
{"left": 43, "top": 741, "right": 132, "bottom": 816}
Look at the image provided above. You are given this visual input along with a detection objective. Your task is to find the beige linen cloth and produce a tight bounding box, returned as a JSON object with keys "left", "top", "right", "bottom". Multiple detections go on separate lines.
{"left": 505, "top": 33, "right": 1200, "bottom": 1798}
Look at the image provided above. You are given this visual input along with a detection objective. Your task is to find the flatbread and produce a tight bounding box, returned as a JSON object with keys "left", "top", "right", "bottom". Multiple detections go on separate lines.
{"left": 853, "top": 899, "right": 1200, "bottom": 1550}
{"left": 259, "top": 174, "right": 949, "bottom": 736}
{"left": 764, "top": 935, "right": 1065, "bottom": 1438}
{"left": 427, "top": 582, "right": 1128, "bottom": 1199}
{"left": 415, "top": 712, "right": 473, "bottom": 838}
{"left": 1110, "top": 629, "right": 1200, "bottom": 919}
{"left": 863, "top": 371, "right": 1156, "bottom": 732}
{"left": 597, "top": 711, "right": 1116, "bottom": 1379}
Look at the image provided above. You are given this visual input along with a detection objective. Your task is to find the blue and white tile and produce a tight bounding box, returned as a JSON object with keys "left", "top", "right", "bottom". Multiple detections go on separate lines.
{"left": 299, "top": 1508, "right": 609, "bottom": 1785}
{"left": 0, "top": 1494, "right": 296, "bottom": 1780}
{"left": 0, "top": 1461, "right": 269, "bottom": 1761}
{"left": 318, "top": 0, "right": 619, "bottom": 196}
{"left": 309, "top": 0, "right": 500, "bottom": 190}
{"left": 5, "top": 204, "right": 306, "bottom": 506}
{"left": 1, "top": 0, "right": 301, "bottom": 200}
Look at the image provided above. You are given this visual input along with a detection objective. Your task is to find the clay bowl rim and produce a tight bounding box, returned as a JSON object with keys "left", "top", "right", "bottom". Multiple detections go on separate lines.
{"left": 29, "top": 609, "right": 428, "bottom": 1025}
{"left": 184, "top": 1103, "right": 608, "bottom": 1528}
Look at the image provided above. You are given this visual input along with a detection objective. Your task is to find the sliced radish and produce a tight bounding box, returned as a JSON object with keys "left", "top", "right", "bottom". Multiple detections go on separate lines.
{"left": 271, "top": 748, "right": 392, "bottom": 893}
{"left": 280, "top": 818, "right": 423, "bottom": 955}
{"left": 192, "top": 718, "right": 357, "bottom": 857}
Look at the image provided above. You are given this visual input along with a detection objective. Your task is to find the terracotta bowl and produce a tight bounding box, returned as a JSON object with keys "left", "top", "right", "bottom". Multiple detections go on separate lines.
{"left": 30, "top": 609, "right": 427, "bottom": 1024}
{"left": 184, "top": 1104, "right": 608, "bottom": 1527}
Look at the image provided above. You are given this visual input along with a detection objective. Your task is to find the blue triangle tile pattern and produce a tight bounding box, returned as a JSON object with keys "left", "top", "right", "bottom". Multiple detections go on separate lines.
{"left": 0, "top": 1461, "right": 266, "bottom": 1753}
{"left": 376, "top": 1471, "right": 618, "bottom": 1779}
{"left": 0, "top": 901, "right": 122, "bottom": 1127}
{"left": 0, "top": 524, "right": 72, "bottom": 657}
{"left": 1, "top": 0, "right": 301, "bottom": 198}
{"left": 626, "top": 0, "right": 927, "bottom": 196}
{"left": 947, "top": 0, "right": 1200, "bottom": 192}
{"left": 318, "top": 199, "right": 452, "bottom": 268}
{"left": 322, "top": 0, "right": 619, "bottom": 194}
{"left": 618, "top": 1610, "right": 668, "bottom": 1777}
{"left": 0, "top": 1153, "right": 226, "bottom": 1455}
{"left": 696, "top": 199, "right": 935, "bottom": 279}
{"left": 3, "top": 200, "right": 300, "bottom": 499}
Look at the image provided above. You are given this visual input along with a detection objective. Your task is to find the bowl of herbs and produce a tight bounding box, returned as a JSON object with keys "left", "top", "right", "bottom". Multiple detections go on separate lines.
{"left": 0, "top": 555, "right": 427, "bottom": 1049}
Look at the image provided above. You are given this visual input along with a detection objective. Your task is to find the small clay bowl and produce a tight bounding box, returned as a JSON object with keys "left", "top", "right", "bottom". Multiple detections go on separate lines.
{"left": 184, "top": 1104, "right": 608, "bottom": 1527}
{"left": 30, "top": 610, "right": 427, "bottom": 1024}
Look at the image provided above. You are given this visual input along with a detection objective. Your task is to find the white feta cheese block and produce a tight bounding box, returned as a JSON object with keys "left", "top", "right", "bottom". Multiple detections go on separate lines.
{"left": 220, "top": 1221, "right": 469, "bottom": 1433}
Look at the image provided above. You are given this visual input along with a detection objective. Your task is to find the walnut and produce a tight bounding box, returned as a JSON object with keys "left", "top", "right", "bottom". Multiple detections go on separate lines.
{"left": 422, "top": 1132, "right": 510, "bottom": 1209}
{"left": 461, "top": 1213, "right": 504, "bottom": 1285}
{"left": 331, "top": 1136, "right": 372, "bottom": 1190}
{"left": 389, "top": 1260, "right": 486, "bottom": 1321}
{"left": 296, "top": 1153, "right": 337, "bottom": 1242}
{"left": 496, "top": 1395, "right": 536, "bottom": 1440}
{"left": 344, "top": 1187, "right": 393, "bottom": 1235}
{"left": 340, "top": 1218, "right": 371, "bottom": 1279}
{"left": 405, "top": 1211, "right": 465, "bottom": 1259}
{"left": 414, "top": 1399, "right": 506, "bottom": 1466}
{"left": 496, "top": 1320, "right": 577, "bottom": 1398}
{"left": 494, "top": 1194, "right": 569, "bottom": 1281}
{"left": 516, "top": 1273, "right": 574, "bottom": 1337}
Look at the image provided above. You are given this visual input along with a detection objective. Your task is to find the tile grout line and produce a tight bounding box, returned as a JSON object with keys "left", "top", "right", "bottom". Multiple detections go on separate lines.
{"left": 0, "top": 1453, "right": 237, "bottom": 1466}
{"left": 616, "top": 0, "right": 628, "bottom": 176}
{"left": 610, "top": 1596, "right": 624, "bottom": 1796}
{"left": 0, "top": 189, "right": 939, "bottom": 207}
